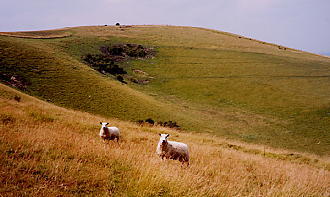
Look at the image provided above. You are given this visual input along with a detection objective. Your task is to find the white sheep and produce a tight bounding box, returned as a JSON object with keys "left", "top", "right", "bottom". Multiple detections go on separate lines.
{"left": 156, "top": 134, "right": 189, "bottom": 166}
{"left": 99, "top": 122, "right": 120, "bottom": 142}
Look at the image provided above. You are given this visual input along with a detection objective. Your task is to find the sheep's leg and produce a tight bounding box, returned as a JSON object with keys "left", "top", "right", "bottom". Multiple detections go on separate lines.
{"left": 179, "top": 155, "right": 189, "bottom": 168}
{"left": 102, "top": 139, "right": 108, "bottom": 150}
{"left": 180, "top": 161, "right": 190, "bottom": 168}
{"left": 184, "top": 155, "right": 190, "bottom": 167}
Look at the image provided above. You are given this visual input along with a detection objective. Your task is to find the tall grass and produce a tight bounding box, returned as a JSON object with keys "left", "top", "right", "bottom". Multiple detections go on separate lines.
{"left": 1, "top": 84, "right": 329, "bottom": 196}
{"left": 1, "top": 25, "right": 329, "bottom": 156}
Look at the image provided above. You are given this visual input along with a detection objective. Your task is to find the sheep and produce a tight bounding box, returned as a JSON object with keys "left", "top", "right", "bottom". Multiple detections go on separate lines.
{"left": 156, "top": 134, "right": 189, "bottom": 166}
{"left": 99, "top": 122, "right": 120, "bottom": 142}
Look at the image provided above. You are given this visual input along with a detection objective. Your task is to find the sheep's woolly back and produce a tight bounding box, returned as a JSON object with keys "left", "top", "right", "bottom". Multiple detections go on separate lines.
{"left": 157, "top": 140, "right": 189, "bottom": 163}
{"left": 99, "top": 125, "right": 120, "bottom": 141}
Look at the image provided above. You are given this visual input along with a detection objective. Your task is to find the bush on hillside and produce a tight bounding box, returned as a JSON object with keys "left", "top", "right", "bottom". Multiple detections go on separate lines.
{"left": 100, "top": 44, "right": 155, "bottom": 59}
{"left": 0, "top": 113, "right": 16, "bottom": 125}
{"left": 0, "top": 73, "right": 29, "bottom": 90}
{"left": 137, "top": 118, "right": 180, "bottom": 129}
{"left": 82, "top": 54, "right": 127, "bottom": 81}
{"left": 82, "top": 43, "right": 155, "bottom": 84}
{"left": 157, "top": 120, "right": 180, "bottom": 129}
{"left": 145, "top": 118, "right": 155, "bottom": 125}
{"left": 14, "top": 95, "right": 21, "bottom": 102}
{"left": 116, "top": 75, "right": 127, "bottom": 84}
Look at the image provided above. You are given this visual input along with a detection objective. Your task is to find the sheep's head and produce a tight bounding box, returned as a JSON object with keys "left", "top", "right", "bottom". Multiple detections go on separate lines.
{"left": 159, "top": 133, "right": 170, "bottom": 144}
{"left": 100, "top": 122, "right": 109, "bottom": 128}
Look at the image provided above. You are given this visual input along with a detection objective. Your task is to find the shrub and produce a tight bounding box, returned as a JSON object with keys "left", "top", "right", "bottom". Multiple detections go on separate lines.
{"left": 145, "top": 118, "right": 155, "bottom": 125}
{"left": 158, "top": 120, "right": 180, "bottom": 129}
{"left": 0, "top": 113, "right": 16, "bottom": 125}
{"left": 82, "top": 43, "right": 155, "bottom": 85}
{"left": 82, "top": 54, "right": 127, "bottom": 76}
{"left": 116, "top": 75, "right": 127, "bottom": 84}
{"left": 136, "top": 119, "right": 180, "bottom": 129}
{"left": 14, "top": 95, "right": 21, "bottom": 102}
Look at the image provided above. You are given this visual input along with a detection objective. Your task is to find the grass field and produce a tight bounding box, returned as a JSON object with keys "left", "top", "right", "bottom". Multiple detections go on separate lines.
{"left": 0, "top": 25, "right": 329, "bottom": 157}
{"left": 1, "top": 84, "right": 329, "bottom": 196}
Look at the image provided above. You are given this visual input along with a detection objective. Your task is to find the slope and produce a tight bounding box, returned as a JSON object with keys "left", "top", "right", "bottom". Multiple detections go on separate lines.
{"left": 0, "top": 84, "right": 329, "bottom": 196}
{"left": 0, "top": 25, "right": 329, "bottom": 156}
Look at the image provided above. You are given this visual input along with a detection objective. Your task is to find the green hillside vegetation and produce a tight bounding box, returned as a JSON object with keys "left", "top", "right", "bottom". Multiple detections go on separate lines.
{"left": 0, "top": 84, "right": 329, "bottom": 196}
{"left": 0, "top": 25, "right": 329, "bottom": 156}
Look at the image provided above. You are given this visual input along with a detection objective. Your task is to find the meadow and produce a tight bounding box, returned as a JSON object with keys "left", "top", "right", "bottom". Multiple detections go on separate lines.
{"left": 1, "top": 84, "right": 329, "bottom": 196}
{"left": 0, "top": 25, "right": 329, "bottom": 156}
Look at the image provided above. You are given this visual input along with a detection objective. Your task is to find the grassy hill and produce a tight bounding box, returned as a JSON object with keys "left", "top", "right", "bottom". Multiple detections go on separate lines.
{"left": 1, "top": 84, "right": 329, "bottom": 196}
{"left": 0, "top": 25, "right": 330, "bottom": 156}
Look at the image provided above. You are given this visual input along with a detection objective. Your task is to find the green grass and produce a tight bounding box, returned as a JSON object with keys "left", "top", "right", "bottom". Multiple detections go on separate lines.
{"left": 0, "top": 25, "right": 329, "bottom": 156}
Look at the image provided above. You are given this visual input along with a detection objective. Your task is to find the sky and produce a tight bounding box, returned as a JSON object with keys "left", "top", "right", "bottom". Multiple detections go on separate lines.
{"left": 0, "top": 0, "right": 329, "bottom": 55}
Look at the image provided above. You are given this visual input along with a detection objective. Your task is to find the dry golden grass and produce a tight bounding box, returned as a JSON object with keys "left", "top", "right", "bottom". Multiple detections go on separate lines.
{"left": 0, "top": 84, "right": 329, "bottom": 196}
{"left": 0, "top": 29, "right": 71, "bottom": 39}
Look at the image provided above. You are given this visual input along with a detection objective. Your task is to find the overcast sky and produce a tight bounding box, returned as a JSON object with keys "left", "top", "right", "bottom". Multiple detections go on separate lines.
{"left": 1, "top": 0, "right": 329, "bottom": 54}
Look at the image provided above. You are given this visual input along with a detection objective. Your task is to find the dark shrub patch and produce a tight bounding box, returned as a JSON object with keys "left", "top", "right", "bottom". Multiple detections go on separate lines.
{"left": 82, "top": 43, "right": 155, "bottom": 83}
{"left": 159, "top": 121, "right": 180, "bottom": 129}
{"left": 137, "top": 118, "right": 180, "bottom": 129}
{"left": 0, "top": 73, "right": 29, "bottom": 90}
{"left": 82, "top": 54, "right": 126, "bottom": 77}
{"left": 116, "top": 76, "right": 127, "bottom": 84}
{"left": 0, "top": 114, "right": 16, "bottom": 125}
{"left": 100, "top": 44, "right": 155, "bottom": 59}
{"left": 109, "top": 65, "right": 127, "bottom": 75}
{"left": 14, "top": 95, "right": 21, "bottom": 102}
{"left": 145, "top": 118, "right": 155, "bottom": 125}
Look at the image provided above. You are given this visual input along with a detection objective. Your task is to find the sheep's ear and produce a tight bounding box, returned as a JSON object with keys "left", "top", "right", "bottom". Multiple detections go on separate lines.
{"left": 100, "top": 122, "right": 102, "bottom": 125}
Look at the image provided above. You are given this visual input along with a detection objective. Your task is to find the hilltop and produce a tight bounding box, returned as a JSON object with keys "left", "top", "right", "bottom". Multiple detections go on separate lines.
{"left": 0, "top": 25, "right": 329, "bottom": 156}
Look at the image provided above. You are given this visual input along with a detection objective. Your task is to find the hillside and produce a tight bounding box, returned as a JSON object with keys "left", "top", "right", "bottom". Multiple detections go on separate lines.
{"left": 0, "top": 25, "right": 330, "bottom": 156}
{"left": 0, "top": 84, "right": 329, "bottom": 196}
